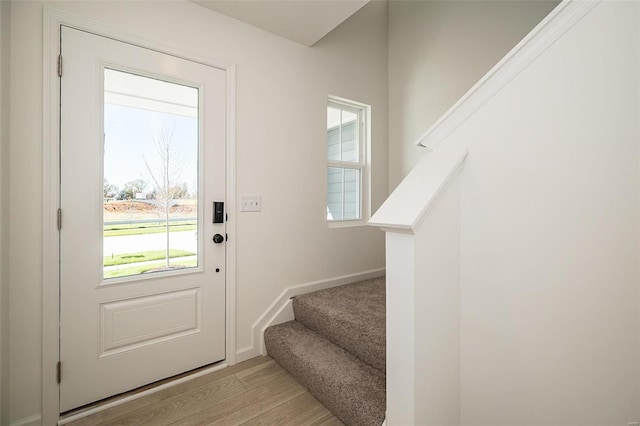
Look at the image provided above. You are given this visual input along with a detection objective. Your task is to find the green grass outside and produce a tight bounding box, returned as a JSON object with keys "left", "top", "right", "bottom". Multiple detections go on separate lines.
{"left": 103, "top": 249, "right": 196, "bottom": 267}
{"left": 104, "top": 222, "right": 196, "bottom": 237}
{"left": 104, "top": 259, "right": 198, "bottom": 279}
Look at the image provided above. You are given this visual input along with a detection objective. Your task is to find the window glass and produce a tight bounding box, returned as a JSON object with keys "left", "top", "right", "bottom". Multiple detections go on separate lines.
{"left": 326, "top": 99, "right": 367, "bottom": 223}
{"left": 327, "top": 106, "right": 341, "bottom": 162}
{"left": 327, "top": 167, "right": 344, "bottom": 220}
{"left": 326, "top": 167, "right": 361, "bottom": 221}
{"left": 340, "top": 110, "right": 358, "bottom": 162}
{"left": 103, "top": 68, "right": 199, "bottom": 279}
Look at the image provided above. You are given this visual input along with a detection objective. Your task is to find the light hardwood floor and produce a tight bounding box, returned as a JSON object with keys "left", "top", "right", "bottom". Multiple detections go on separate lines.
{"left": 65, "top": 356, "right": 344, "bottom": 426}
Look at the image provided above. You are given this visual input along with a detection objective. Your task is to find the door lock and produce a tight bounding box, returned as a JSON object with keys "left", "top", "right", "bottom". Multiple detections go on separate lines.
{"left": 212, "top": 234, "right": 224, "bottom": 244}
{"left": 213, "top": 201, "right": 224, "bottom": 223}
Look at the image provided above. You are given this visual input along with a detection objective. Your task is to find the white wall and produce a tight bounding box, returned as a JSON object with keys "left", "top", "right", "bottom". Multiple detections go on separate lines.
{"left": 440, "top": 2, "right": 638, "bottom": 424}
{"left": 7, "top": 1, "right": 387, "bottom": 422}
{"left": 0, "top": 1, "right": 10, "bottom": 424}
{"left": 387, "top": 0, "right": 559, "bottom": 190}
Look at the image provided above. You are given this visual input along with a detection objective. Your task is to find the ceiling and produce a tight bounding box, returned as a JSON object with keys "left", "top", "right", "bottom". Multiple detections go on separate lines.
{"left": 192, "top": 0, "right": 371, "bottom": 47}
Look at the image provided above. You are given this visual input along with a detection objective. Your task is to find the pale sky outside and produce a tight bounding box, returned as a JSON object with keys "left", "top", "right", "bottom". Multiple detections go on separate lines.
{"left": 104, "top": 103, "right": 198, "bottom": 193}
{"left": 104, "top": 68, "right": 199, "bottom": 194}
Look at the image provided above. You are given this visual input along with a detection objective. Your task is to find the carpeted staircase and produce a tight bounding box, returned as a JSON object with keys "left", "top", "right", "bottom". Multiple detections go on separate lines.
{"left": 264, "top": 276, "right": 386, "bottom": 426}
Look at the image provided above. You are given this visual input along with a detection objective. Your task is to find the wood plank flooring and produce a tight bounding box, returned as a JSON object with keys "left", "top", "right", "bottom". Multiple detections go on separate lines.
{"left": 65, "top": 356, "right": 344, "bottom": 426}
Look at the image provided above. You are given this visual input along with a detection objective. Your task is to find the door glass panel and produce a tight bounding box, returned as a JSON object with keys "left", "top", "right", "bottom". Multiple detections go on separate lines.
{"left": 103, "top": 68, "right": 199, "bottom": 279}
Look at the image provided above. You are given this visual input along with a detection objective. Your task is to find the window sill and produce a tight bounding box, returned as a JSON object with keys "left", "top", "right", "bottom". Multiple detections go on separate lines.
{"left": 327, "top": 219, "right": 369, "bottom": 229}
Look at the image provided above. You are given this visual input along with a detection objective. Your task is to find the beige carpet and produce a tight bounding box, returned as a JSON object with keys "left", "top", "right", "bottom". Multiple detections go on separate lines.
{"left": 264, "top": 277, "right": 386, "bottom": 426}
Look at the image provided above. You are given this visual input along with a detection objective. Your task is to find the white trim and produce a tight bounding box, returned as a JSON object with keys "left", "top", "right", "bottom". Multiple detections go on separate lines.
{"left": 327, "top": 219, "right": 370, "bottom": 229}
{"left": 236, "top": 267, "right": 386, "bottom": 362}
{"left": 235, "top": 346, "right": 258, "bottom": 364}
{"left": 10, "top": 414, "right": 42, "bottom": 426}
{"left": 259, "top": 298, "right": 295, "bottom": 355}
{"left": 225, "top": 64, "right": 238, "bottom": 366}
{"left": 414, "top": 0, "right": 600, "bottom": 150}
{"left": 42, "top": 8, "right": 238, "bottom": 424}
{"left": 42, "top": 8, "right": 61, "bottom": 425}
{"left": 57, "top": 363, "right": 228, "bottom": 425}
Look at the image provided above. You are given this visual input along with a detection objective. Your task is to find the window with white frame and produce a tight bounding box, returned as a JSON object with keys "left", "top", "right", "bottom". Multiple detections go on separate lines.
{"left": 326, "top": 98, "right": 368, "bottom": 224}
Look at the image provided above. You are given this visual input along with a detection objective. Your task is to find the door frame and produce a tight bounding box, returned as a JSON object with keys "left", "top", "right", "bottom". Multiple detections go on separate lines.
{"left": 42, "top": 8, "right": 237, "bottom": 424}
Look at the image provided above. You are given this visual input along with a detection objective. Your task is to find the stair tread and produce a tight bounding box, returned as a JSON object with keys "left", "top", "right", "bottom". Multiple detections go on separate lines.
{"left": 293, "top": 277, "right": 385, "bottom": 372}
{"left": 265, "top": 320, "right": 385, "bottom": 426}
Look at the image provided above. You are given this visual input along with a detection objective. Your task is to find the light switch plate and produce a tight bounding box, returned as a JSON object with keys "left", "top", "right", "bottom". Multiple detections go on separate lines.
{"left": 241, "top": 196, "right": 261, "bottom": 212}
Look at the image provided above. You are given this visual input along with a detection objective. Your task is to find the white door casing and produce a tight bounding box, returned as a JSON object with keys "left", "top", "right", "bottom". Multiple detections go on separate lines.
{"left": 59, "top": 26, "right": 227, "bottom": 411}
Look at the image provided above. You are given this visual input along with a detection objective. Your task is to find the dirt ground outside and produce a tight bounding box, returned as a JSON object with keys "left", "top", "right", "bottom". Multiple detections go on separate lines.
{"left": 104, "top": 199, "right": 197, "bottom": 222}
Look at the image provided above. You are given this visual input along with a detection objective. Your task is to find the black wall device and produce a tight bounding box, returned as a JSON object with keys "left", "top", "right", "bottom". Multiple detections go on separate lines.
{"left": 213, "top": 201, "right": 224, "bottom": 223}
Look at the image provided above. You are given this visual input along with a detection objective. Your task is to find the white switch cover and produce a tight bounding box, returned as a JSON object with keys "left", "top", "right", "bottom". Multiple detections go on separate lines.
{"left": 241, "top": 196, "right": 262, "bottom": 212}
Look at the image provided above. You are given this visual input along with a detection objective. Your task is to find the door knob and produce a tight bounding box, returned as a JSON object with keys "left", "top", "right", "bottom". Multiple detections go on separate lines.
{"left": 212, "top": 234, "right": 224, "bottom": 244}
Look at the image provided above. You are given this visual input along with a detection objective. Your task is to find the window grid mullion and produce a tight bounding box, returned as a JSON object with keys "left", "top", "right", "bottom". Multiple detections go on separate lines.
{"left": 338, "top": 109, "right": 343, "bottom": 163}
{"left": 341, "top": 168, "right": 345, "bottom": 220}
{"left": 327, "top": 160, "right": 363, "bottom": 169}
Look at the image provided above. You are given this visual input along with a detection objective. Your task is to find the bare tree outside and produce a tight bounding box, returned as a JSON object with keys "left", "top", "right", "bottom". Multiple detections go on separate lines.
{"left": 119, "top": 178, "right": 148, "bottom": 200}
{"left": 143, "top": 125, "right": 187, "bottom": 269}
{"left": 103, "top": 179, "right": 118, "bottom": 200}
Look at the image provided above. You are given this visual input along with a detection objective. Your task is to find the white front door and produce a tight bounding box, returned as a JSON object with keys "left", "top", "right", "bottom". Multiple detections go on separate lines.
{"left": 59, "top": 26, "right": 227, "bottom": 412}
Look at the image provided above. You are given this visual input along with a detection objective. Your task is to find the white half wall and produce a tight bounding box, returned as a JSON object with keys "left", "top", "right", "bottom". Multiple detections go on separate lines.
{"left": 7, "top": 1, "right": 387, "bottom": 422}
{"left": 414, "top": 171, "right": 461, "bottom": 425}
{"left": 385, "top": 231, "right": 416, "bottom": 425}
{"left": 387, "top": 0, "right": 559, "bottom": 190}
{"left": 444, "top": 2, "right": 639, "bottom": 424}
{"left": 382, "top": 166, "right": 463, "bottom": 426}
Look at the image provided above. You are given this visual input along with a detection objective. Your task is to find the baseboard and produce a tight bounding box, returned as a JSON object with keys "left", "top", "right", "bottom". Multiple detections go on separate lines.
{"left": 236, "top": 267, "right": 385, "bottom": 361}
{"left": 10, "top": 414, "right": 42, "bottom": 426}
{"left": 258, "top": 299, "right": 294, "bottom": 354}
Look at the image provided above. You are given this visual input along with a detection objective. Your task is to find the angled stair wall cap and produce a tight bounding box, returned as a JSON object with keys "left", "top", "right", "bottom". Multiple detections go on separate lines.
{"left": 414, "top": 0, "right": 600, "bottom": 150}
{"left": 369, "top": 142, "right": 468, "bottom": 234}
